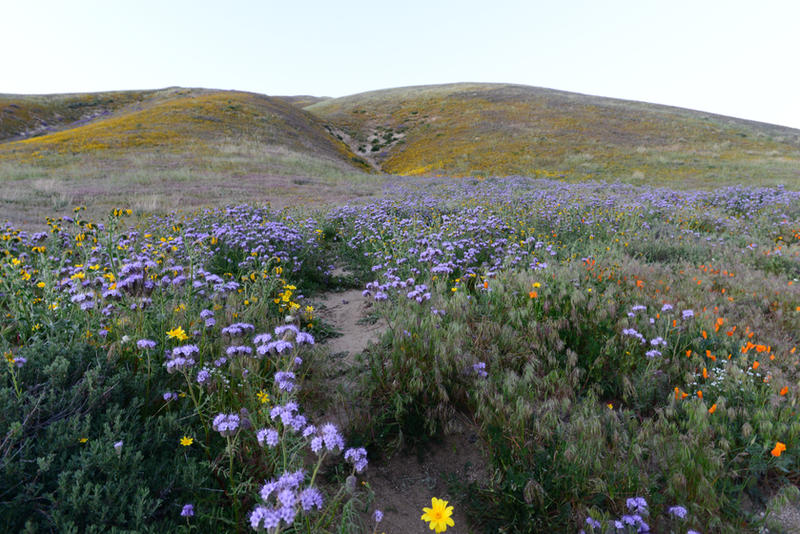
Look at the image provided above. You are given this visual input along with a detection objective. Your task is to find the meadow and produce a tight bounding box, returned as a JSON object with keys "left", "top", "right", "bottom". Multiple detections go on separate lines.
{"left": 2, "top": 176, "right": 800, "bottom": 533}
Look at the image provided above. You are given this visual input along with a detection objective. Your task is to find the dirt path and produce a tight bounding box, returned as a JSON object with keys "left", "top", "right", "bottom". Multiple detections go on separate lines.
{"left": 316, "top": 289, "right": 385, "bottom": 359}
{"left": 315, "top": 288, "right": 486, "bottom": 533}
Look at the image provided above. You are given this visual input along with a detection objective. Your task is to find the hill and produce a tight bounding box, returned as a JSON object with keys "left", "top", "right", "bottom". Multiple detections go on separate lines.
{"left": 0, "top": 89, "right": 375, "bottom": 226}
{"left": 0, "top": 88, "right": 365, "bottom": 166}
{"left": 306, "top": 83, "right": 800, "bottom": 186}
{"left": 3, "top": 82, "right": 800, "bottom": 227}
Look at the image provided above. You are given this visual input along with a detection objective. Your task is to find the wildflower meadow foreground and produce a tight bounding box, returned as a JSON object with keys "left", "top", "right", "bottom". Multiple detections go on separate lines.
{"left": 2, "top": 177, "right": 800, "bottom": 533}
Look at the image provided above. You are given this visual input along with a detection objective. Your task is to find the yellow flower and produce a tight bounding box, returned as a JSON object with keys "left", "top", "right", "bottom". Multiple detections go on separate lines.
{"left": 180, "top": 436, "right": 193, "bottom": 446}
{"left": 421, "top": 497, "right": 454, "bottom": 533}
{"left": 167, "top": 326, "right": 188, "bottom": 341}
{"left": 36, "top": 282, "right": 46, "bottom": 288}
{"left": 79, "top": 437, "right": 88, "bottom": 443}
{"left": 257, "top": 390, "right": 270, "bottom": 404}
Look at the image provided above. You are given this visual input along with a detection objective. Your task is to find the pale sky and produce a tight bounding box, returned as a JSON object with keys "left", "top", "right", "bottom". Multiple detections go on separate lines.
{"left": 3, "top": 0, "right": 799, "bottom": 129}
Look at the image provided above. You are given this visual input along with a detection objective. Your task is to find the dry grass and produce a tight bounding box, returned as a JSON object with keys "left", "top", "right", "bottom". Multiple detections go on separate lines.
{"left": 307, "top": 83, "right": 800, "bottom": 186}
{"left": 3, "top": 83, "right": 800, "bottom": 229}
{"left": 0, "top": 89, "right": 381, "bottom": 228}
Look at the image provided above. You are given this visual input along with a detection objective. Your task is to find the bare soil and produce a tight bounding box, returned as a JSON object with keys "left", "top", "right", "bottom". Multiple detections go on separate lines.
{"left": 315, "top": 288, "right": 487, "bottom": 533}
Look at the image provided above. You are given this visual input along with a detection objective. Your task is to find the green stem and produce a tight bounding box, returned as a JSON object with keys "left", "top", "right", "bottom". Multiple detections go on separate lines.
{"left": 309, "top": 451, "right": 327, "bottom": 488}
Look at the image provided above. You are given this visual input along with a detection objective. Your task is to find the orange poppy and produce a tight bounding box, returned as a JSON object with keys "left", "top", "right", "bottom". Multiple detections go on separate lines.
{"left": 771, "top": 442, "right": 787, "bottom": 457}
{"left": 780, "top": 386, "right": 789, "bottom": 396}
{"left": 708, "top": 404, "right": 717, "bottom": 414}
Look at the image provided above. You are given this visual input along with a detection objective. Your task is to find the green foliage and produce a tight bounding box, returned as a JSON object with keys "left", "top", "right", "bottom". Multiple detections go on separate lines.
{"left": 0, "top": 339, "right": 211, "bottom": 532}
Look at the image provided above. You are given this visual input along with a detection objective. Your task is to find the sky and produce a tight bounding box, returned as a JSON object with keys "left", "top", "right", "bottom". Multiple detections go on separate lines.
{"left": 3, "top": 0, "right": 799, "bottom": 129}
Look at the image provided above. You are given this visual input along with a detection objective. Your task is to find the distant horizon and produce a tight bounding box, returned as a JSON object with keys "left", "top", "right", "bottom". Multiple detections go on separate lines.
{"left": 4, "top": 81, "right": 800, "bottom": 133}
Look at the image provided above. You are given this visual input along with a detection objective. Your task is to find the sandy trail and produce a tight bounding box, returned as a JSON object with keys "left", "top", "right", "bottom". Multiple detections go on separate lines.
{"left": 315, "top": 288, "right": 485, "bottom": 533}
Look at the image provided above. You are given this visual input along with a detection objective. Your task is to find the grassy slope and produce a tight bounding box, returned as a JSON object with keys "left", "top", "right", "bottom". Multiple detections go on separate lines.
{"left": 0, "top": 90, "right": 161, "bottom": 141}
{"left": 306, "top": 83, "right": 800, "bottom": 186}
{"left": 0, "top": 88, "right": 364, "bottom": 165}
{"left": 0, "top": 89, "right": 376, "bottom": 227}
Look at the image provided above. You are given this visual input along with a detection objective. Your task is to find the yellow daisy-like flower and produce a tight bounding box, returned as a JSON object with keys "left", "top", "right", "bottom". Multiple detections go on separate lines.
{"left": 167, "top": 326, "right": 188, "bottom": 341}
{"left": 180, "top": 436, "right": 193, "bottom": 446}
{"left": 257, "top": 390, "right": 270, "bottom": 404}
{"left": 421, "top": 497, "right": 454, "bottom": 533}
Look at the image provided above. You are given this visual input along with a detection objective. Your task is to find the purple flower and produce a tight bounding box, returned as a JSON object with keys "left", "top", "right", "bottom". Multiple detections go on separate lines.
{"left": 296, "top": 331, "right": 314, "bottom": 345}
{"left": 373, "top": 509, "right": 384, "bottom": 523}
{"left": 253, "top": 332, "right": 273, "bottom": 344}
{"left": 250, "top": 506, "right": 280, "bottom": 529}
{"left": 299, "top": 487, "right": 324, "bottom": 511}
{"left": 257, "top": 428, "right": 280, "bottom": 448}
{"left": 344, "top": 447, "right": 368, "bottom": 473}
{"left": 113, "top": 440, "right": 123, "bottom": 452}
{"left": 586, "top": 516, "right": 602, "bottom": 529}
{"left": 196, "top": 368, "right": 210, "bottom": 385}
{"left": 163, "top": 391, "right": 178, "bottom": 402}
{"left": 626, "top": 497, "right": 648, "bottom": 514}
{"left": 275, "top": 371, "right": 297, "bottom": 392}
{"left": 278, "top": 505, "right": 296, "bottom": 525}
{"left": 668, "top": 505, "right": 688, "bottom": 519}
{"left": 682, "top": 309, "right": 694, "bottom": 320}
{"left": 289, "top": 414, "right": 307, "bottom": 432}
{"left": 226, "top": 345, "right": 253, "bottom": 356}
{"left": 472, "top": 361, "right": 488, "bottom": 378}
{"left": 275, "top": 324, "right": 299, "bottom": 338}
{"left": 270, "top": 402, "right": 300, "bottom": 427}
{"left": 320, "top": 423, "right": 344, "bottom": 452}
{"left": 212, "top": 413, "right": 240, "bottom": 437}
{"left": 181, "top": 504, "right": 194, "bottom": 517}
{"left": 266, "top": 339, "right": 293, "bottom": 354}
{"left": 277, "top": 488, "right": 296, "bottom": 508}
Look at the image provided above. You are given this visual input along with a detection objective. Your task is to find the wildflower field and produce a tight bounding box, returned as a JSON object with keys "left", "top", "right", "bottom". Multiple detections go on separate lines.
{"left": 2, "top": 176, "right": 800, "bottom": 533}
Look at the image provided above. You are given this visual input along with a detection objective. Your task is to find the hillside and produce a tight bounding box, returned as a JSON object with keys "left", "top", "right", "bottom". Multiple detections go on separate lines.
{"left": 306, "top": 83, "right": 800, "bottom": 186}
{"left": 0, "top": 88, "right": 366, "bottom": 167}
{"left": 0, "top": 89, "right": 375, "bottom": 226}
{"left": 3, "top": 82, "right": 800, "bottom": 228}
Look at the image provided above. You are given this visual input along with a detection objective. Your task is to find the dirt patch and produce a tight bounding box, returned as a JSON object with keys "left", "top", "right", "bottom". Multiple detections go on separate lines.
{"left": 366, "top": 427, "right": 487, "bottom": 534}
{"left": 317, "top": 289, "right": 385, "bottom": 359}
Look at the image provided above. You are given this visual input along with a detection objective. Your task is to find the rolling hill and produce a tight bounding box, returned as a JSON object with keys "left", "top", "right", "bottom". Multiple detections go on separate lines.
{"left": 306, "top": 83, "right": 800, "bottom": 185}
{"left": 0, "top": 88, "right": 366, "bottom": 169}
{"left": 2, "top": 82, "right": 800, "bottom": 227}
{"left": 0, "top": 89, "right": 375, "bottom": 226}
